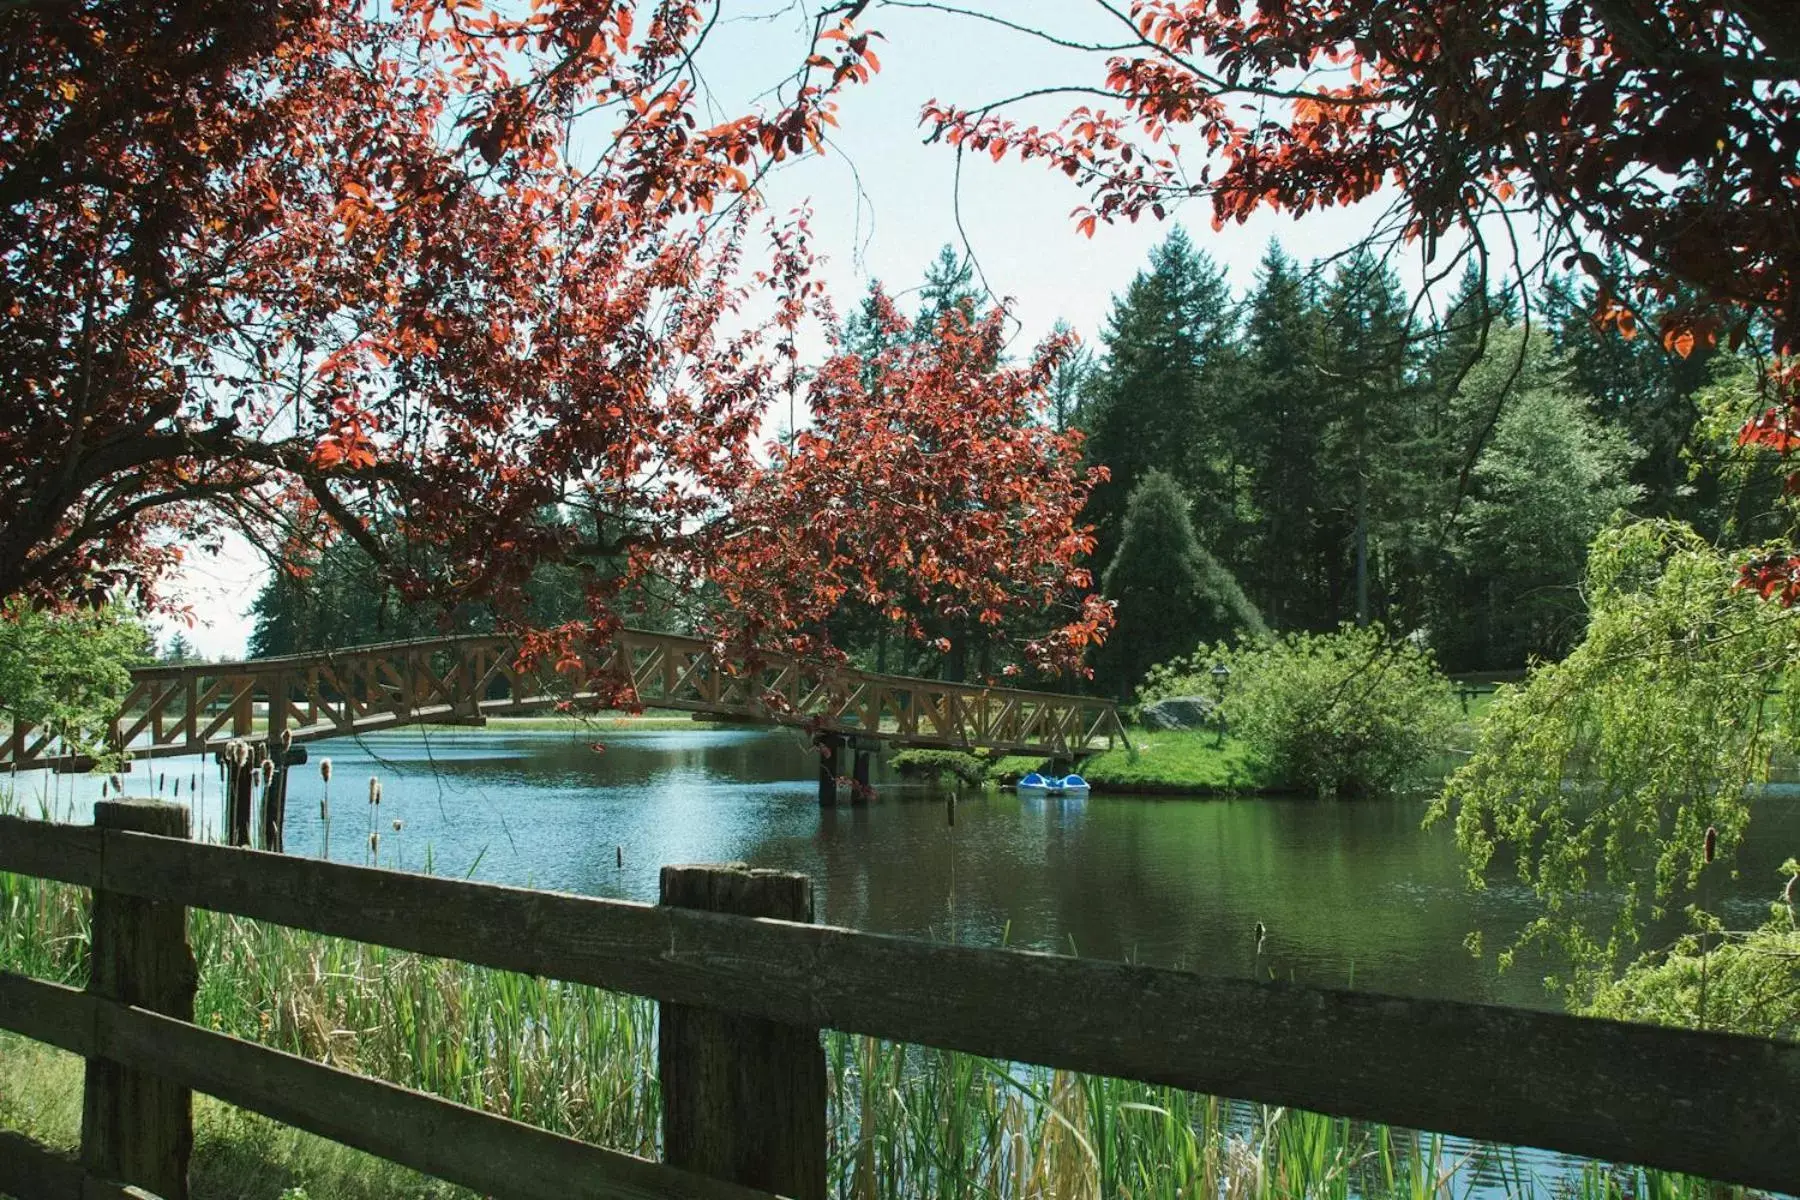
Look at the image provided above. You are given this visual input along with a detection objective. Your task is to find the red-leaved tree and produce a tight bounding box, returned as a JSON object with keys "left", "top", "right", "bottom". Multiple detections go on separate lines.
{"left": 711, "top": 287, "right": 1111, "bottom": 675}
{"left": 1, "top": 0, "right": 1108, "bottom": 675}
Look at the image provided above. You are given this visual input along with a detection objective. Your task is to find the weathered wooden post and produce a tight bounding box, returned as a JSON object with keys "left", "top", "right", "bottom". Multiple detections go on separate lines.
{"left": 851, "top": 744, "right": 872, "bottom": 803}
{"left": 229, "top": 747, "right": 255, "bottom": 848}
{"left": 262, "top": 675, "right": 290, "bottom": 852}
{"left": 658, "top": 864, "right": 826, "bottom": 1200}
{"left": 83, "top": 799, "right": 196, "bottom": 1200}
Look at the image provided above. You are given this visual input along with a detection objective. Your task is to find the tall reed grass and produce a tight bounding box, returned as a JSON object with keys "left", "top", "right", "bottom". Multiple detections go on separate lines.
{"left": 0, "top": 797, "right": 1746, "bottom": 1200}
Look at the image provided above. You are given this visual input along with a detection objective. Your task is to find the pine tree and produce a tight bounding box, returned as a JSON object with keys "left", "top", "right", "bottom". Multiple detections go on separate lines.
{"left": 1081, "top": 228, "right": 1235, "bottom": 574}
{"left": 1096, "top": 469, "right": 1264, "bottom": 698}
{"left": 1236, "top": 240, "right": 1332, "bottom": 628}
{"left": 1317, "top": 247, "right": 1425, "bottom": 629}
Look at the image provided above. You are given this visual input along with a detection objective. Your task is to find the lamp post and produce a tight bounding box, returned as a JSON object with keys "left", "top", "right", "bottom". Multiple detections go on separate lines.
{"left": 1210, "top": 663, "right": 1231, "bottom": 747}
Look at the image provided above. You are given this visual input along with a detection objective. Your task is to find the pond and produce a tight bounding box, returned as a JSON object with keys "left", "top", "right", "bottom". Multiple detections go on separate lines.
{"left": 21, "top": 723, "right": 1800, "bottom": 1011}
{"left": 12, "top": 724, "right": 1796, "bottom": 1195}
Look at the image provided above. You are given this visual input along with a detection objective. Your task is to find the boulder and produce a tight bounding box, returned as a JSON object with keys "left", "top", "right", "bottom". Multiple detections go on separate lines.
{"left": 1139, "top": 695, "right": 1217, "bottom": 731}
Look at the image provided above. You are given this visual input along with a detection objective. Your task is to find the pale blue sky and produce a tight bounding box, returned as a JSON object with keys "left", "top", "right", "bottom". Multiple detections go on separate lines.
{"left": 162, "top": 1, "right": 1477, "bottom": 659}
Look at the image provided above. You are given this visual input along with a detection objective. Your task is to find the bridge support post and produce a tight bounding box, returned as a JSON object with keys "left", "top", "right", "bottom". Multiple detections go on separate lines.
{"left": 816, "top": 735, "right": 843, "bottom": 807}
{"left": 851, "top": 749, "right": 871, "bottom": 803}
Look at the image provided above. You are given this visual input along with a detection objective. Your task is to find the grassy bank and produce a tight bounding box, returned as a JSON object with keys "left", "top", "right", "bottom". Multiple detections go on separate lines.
{"left": 1078, "top": 729, "right": 1270, "bottom": 793}
{"left": 0, "top": 857, "right": 1739, "bottom": 1199}
{"left": 898, "top": 729, "right": 1273, "bottom": 795}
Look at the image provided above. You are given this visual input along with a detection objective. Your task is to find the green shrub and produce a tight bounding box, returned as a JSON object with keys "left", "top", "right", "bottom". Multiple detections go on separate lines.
{"left": 1141, "top": 625, "right": 1459, "bottom": 795}
{"left": 887, "top": 748, "right": 987, "bottom": 786}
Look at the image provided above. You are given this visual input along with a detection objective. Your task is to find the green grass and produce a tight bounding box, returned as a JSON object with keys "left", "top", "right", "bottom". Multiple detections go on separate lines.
{"left": 900, "top": 733, "right": 1270, "bottom": 795}
{"left": 0, "top": 1035, "right": 468, "bottom": 1199}
{"left": 1076, "top": 729, "right": 1272, "bottom": 794}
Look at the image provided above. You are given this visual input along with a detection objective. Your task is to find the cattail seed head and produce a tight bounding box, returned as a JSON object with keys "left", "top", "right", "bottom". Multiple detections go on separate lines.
{"left": 369, "top": 777, "right": 382, "bottom": 806}
{"left": 260, "top": 759, "right": 274, "bottom": 786}
{"left": 1785, "top": 874, "right": 1798, "bottom": 907}
{"left": 157, "top": 772, "right": 165, "bottom": 792}
{"left": 391, "top": 818, "right": 402, "bottom": 833}
{"left": 368, "top": 832, "right": 379, "bottom": 854}
{"left": 279, "top": 729, "right": 292, "bottom": 752}
{"left": 1704, "top": 825, "right": 1718, "bottom": 864}
{"left": 320, "top": 758, "right": 332, "bottom": 783}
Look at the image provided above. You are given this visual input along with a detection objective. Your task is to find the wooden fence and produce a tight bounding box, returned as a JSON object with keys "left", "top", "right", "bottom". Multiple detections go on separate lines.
{"left": 0, "top": 801, "right": 1796, "bottom": 1199}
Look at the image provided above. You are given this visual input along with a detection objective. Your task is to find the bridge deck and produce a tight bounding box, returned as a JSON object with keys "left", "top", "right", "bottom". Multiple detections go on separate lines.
{"left": 2, "top": 630, "right": 1125, "bottom": 772}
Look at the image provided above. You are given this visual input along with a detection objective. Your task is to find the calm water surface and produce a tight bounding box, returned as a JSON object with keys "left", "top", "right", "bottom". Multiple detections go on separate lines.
{"left": 18, "top": 725, "right": 1799, "bottom": 1192}
{"left": 26, "top": 724, "right": 1800, "bottom": 1012}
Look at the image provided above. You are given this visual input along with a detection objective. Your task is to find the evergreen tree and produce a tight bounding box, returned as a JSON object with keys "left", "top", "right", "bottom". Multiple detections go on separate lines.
{"left": 1081, "top": 228, "right": 1236, "bottom": 573}
{"left": 160, "top": 632, "right": 199, "bottom": 664}
{"left": 1236, "top": 240, "right": 1333, "bottom": 629}
{"left": 913, "top": 244, "right": 987, "bottom": 344}
{"left": 1045, "top": 319, "right": 1095, "bottom": 433}
{"left": 1096, "top": 470, "right": 1264, "bottom": 698}
{"left": 1317, "top": 247, "right": 1426, "bottom": 629}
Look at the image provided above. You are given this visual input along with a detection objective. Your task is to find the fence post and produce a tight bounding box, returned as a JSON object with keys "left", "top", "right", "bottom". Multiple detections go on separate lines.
{"left": 83, "top": 799, "right": 196, "bottom": 1200}
{"left": 658, "top": 864, "right": 826, "bottom": 1200}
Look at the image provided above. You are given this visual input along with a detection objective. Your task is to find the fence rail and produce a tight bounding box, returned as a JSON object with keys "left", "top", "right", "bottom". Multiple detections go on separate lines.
{"left": 0, "top": 806, "right": 1796, "bottom": 1199}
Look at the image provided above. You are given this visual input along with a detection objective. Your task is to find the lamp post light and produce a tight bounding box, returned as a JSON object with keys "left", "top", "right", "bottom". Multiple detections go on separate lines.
{"left": 1210, "top": 663, "right": 1231, "bottom": 747}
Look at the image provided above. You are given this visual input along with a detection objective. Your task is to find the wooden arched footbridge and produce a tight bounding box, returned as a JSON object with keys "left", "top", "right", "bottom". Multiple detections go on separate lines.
{"left": 2, "top": 628, "right": 1126, "bottom": 776}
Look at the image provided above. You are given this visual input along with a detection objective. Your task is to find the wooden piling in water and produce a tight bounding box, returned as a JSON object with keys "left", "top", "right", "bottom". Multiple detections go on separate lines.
{"left": 851, "top": 749, "right": 871, "bottom": 802}
{"left": 816, "top": 735, "right": 843, "bottom": 807}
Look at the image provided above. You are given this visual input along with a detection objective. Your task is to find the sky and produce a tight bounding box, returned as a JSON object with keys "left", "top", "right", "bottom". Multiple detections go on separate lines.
{"left": 156, "top": 0, "right": 1466, "bottom": 661}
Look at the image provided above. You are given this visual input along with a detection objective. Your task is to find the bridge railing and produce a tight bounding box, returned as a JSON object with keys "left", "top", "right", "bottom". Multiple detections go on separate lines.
{"left": 0, "top": 803, "right": 1793, "bottom": 1200}
{"left": 4, "top": 630, "right": 1126, "bottom": 771}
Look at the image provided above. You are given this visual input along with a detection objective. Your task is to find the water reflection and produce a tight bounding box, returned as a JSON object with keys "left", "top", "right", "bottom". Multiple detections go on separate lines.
{"left": 19, "top": 725, "right": 1800, "bottom": 1014}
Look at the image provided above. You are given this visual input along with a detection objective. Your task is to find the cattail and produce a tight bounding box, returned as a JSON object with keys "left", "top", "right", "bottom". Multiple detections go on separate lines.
{"left": 1704, "top": 825, "right": 1718, "bottom": 864}
{"left": 260, "top": 759, "right": 274, "bottom": 787}
{"left": 320, "top": 758, "right": 333, "bottom": 784}
{"left": 173, "top": 777, "right": 181, "bottom": 797}
{"left": 391, "top": 818, "right": 403, "bottom": 833}
{"left": 369, "top": 777, "right": 381, "bottom": 806}
{"left": 100, "top": 778, "right": 110, "bottom": 798}
{"left": 1785, "top": 874, "right": 1798, "bottom": 907}
{"left": 279, "top": 728, "right": 292, "bottom": 753}
{"left": 368, "top": 831, "right": 379, "bottom": 855}
{"left": 110, "top": 774, "right": 123, "bottom": 794}
{"left": 157, "top": 772, "right": 165, "bottom": 794}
